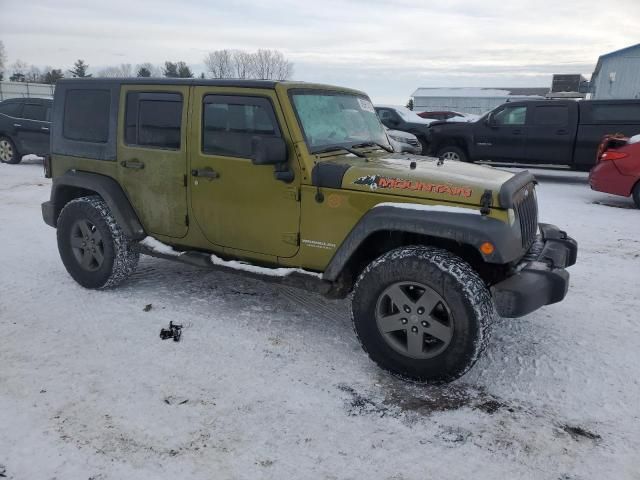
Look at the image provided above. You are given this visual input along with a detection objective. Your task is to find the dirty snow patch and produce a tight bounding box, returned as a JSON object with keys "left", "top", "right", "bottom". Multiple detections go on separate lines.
{"left": 628, "top": 134, "right": 640, "bottom": 144}
{"left": 374, "top": 202, "right": 481, "bottom": 215}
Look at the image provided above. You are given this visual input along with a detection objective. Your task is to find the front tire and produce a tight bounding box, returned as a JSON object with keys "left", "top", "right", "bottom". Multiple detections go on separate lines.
{"left": 351, "top": 246, "right": 495, "bottom": 383}
{"left": 436, "top": 145, "right": 468, "bottom": 162}
{"left": 0, "top": 136, "right": 20, "bottom": 164}
{"left": 633, "top": 182, "right": 640, "bottom": 209}
{"left": 57, "top": 196, "right": 139, "bottom": 289}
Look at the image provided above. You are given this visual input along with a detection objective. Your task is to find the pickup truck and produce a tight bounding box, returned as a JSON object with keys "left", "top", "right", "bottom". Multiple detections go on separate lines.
{"left": 428, "top": 99, "right": 640, "bottom": 170}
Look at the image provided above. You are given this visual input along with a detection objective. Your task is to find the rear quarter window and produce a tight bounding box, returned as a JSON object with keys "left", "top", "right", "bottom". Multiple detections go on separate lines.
{"left": 0, "top": 102, "right": 23, "bottom": 117}
{"left": 63, "top": 89, "right": 111, "bottom": 143}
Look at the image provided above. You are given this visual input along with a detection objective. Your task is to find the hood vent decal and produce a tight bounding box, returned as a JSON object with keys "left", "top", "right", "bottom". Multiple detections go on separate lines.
{"left": 353, "top": 174, "right": 473, "bottom": 198}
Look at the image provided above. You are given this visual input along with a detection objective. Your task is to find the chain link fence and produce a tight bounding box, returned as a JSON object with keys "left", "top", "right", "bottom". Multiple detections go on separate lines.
{"left": 0, "top": 82, "right": 55, "bottom": 101}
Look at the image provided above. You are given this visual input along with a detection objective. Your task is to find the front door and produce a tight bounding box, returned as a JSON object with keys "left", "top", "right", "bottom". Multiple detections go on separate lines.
{"left": 117, "top": 85, "right": 189, "bottom": 238}
{"left": 189, "top": 88, "right": 300, "bottom": 258}
{"left": 474, "top": 104, "right": 528, "bottom": 162}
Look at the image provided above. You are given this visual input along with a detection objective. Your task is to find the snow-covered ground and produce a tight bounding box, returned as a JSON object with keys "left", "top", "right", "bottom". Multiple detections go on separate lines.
{"left": 1, "top": 158, "right": 639, "bottom": 479}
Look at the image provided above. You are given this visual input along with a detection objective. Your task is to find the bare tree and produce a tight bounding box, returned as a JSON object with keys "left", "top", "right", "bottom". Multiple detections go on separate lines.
{"left": 233, "top": 50, "right": 253, "bottom": 79}
{"left": 203, "top": 48, "right": 293, "bottom": 80}
{"left": 0, "top": 41, "right": 6, "bottom": 81}
{"left": 25, "top": 65, "right": 43, "bottom": 83}
{"left": 96, "top": 63, "right": 133, "bottom": 78}
{"left": 250, "top": 49, "right": 293, "bottom": 80}
{"left": 203, "top": 50, "right": 234, "bottom": 79}
{"left": 9, "top": 59, "right": 29, "bottom": 82}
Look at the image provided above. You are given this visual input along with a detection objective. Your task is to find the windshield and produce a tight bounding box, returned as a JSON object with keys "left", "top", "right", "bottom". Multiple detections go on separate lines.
{"left": 291, "top": 91, "right": 390, "bottom": 153}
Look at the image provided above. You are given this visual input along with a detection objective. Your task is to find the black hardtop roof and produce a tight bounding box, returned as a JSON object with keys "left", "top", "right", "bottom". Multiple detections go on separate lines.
{"left": 56, "top": 78, "right": 282, "bottom": 89}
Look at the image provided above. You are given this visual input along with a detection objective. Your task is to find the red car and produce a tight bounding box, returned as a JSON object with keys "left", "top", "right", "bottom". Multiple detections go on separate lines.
{"left": 589, "top": 134, "right": 640, "bottom": 208}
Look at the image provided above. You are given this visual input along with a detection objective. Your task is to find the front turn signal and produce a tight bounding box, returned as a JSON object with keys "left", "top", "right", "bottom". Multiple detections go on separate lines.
{"left": 480, "top": 242, "right": 495, "bottom": 255}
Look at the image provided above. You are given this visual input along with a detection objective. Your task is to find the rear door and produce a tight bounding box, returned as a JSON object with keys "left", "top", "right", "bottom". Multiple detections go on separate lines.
{"left": 18, "top": 102, "right": 50, "bottom": 155}
{"left": 525, "top": 103, "right": 576, "bottom": 164}
{"left": 474, "top": 103, "right": 528, "bottom": 162}
{"left": 117, "top": 85, "right": 189, "bottom": 238}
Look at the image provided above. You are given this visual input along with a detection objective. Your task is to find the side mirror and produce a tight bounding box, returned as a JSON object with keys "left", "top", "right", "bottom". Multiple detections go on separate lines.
{"left": 485, "top": 113, "right": 497, "bottom": 128}
{"left": 251, "top": 136, "right": 287, "bottom": 165}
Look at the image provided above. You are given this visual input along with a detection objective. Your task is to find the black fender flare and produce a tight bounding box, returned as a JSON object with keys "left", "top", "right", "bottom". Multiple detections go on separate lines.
{"left": 322, "top": 204, "right": 524, "bottom": 281}
{"left": 41, "top": 170, "right": 145, "bottom": 240}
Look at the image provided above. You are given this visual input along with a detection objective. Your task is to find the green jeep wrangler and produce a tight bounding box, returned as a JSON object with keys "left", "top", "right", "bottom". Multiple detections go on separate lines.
{"left": 42, "top": 78, "right": 577, "bottom": 383}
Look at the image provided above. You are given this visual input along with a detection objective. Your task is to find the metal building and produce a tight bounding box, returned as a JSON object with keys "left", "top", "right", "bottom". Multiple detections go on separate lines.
{"left": 411, "top": 87, "right": 549, "bottom": 116}
{"left": 590, "top": 43, "right": 640, "bottom": 100}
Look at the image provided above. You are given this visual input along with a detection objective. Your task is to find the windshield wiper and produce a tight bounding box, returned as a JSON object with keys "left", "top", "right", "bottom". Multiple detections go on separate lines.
{"left": 350, "top": 141, "right": 393, "bottom": 153}
{"left": 312, "top": 146, "right": 366, "bottom": 158}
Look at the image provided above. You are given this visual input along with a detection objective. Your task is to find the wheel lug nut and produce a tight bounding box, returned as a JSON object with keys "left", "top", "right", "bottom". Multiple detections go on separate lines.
{"left": 403, "top": 305, "right": 411, "bottom": 313}
{"left": 417, "top": 307, "right": 425, "bottom": 315}
{"left": 421, "top": 321, "right": 429, "bottom": 327}
{"left": 411, "top": 326, "right": 418, "bottom": 333}
{"left": 401, "top": 318, "right": 408, "bottom": 325}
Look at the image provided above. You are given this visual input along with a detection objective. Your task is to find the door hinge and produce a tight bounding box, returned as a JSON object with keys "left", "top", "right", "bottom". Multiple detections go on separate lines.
{"left": 284, "top": 187, "right": 300, "bottom": 202}
{"left": 183, "top": 174, "right": 188, "bottom": 187}
{"left": 282, "top": 232, "right": 300, "bottom": 246}
{"left": 185, "top": 214, "right": 190, "bottom": 226}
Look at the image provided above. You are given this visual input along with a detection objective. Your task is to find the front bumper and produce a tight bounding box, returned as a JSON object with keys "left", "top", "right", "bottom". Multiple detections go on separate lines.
{"left": 491, "top": 223, "right": 577, "bottom": 318}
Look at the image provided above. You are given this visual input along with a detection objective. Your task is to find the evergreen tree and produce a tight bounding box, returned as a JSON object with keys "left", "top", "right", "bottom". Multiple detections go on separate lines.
{"left": 406, "top": 99, "right": 414, "bottom": 110}
{"left": 43, "top": 69, "right": 64, "bottom": 84}
{"left": 163, "top": 61, "right": 179, "bottom": 77}
{"left": 177, "top": 61, "right": 193, "bottom": 78}
{"left": 69, "top": 59, "right": 91, "bottom": 78}
{"left": 137, "top": 66, "right": 151, "bottom": 77}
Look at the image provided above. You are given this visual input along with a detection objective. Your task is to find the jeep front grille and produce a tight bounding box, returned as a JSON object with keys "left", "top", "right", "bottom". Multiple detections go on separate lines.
{"left": 514, "top": 183, "right": 538, "bottom": 250}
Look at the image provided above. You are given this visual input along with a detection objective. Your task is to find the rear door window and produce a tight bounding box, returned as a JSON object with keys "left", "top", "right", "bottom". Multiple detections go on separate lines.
{"left": 125, "top": 92, "right": 183, "bottom": 150}
{"left": 533, "top": 105, "right": 569, "bottom": 126}
{"left": 22, "top": 104, "right": 47, "bottom": 121}
{"left": 202, "top": 95, "right": 280, "bottom": 158}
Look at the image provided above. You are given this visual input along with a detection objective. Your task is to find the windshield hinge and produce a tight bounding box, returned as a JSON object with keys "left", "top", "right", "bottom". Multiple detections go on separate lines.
{"left": 480, "top": 189, "right": 493, "bottom": 215}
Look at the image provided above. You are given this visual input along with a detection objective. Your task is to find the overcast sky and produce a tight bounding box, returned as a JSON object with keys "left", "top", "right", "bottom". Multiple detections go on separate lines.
{"left": 2, "top": 0, "right": 639, "bottom": 103}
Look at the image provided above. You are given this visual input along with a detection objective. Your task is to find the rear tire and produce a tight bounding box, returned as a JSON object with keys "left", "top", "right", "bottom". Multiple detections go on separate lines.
{"left": 351, "top": 246, "right": 495, "bottom": 383}
{"left": 0, "top": 136, "right": 20, "bottom": 164}
{"left": 633, "top": 182, "right": 640, "bottom": 209}
{"left": 436, "top": 145, "right": 468, "bottom": 162}
{"left": 57, "top": 195, "right": 139, "bottom": 289}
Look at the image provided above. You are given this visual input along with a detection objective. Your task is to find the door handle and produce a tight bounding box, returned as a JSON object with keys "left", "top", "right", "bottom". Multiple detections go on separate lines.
{"left": 120, "top": 159, "right": 145, "bottom": 169}
{"left": 556, "top": 129, "right": 568, "bottom": 135}
{"left": 191, "top": 168, "right": 219, "bottom": 179}
{"left": 13, "top": 123, "right": 21, "bottom": 127}
{"left": 41, "top": 126, "right": 50, "bottom": 131}
{"left": 512, "top": 129, "right": 522, "bottom": 135}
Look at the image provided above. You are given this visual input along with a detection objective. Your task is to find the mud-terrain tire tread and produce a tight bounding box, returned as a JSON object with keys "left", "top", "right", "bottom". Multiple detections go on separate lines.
{"left": 351, "top": 245, "right": 495, "bottom": 383}
{"left": 57, "top": 195, "right": 139, "bottom": 289}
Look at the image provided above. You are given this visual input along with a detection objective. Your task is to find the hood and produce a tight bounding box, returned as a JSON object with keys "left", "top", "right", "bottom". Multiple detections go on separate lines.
{"left": 386, "top": 129, "right": 417, "bottom": 141}
{"left": 324, "top": 153, "right": 516, "bottom": 207}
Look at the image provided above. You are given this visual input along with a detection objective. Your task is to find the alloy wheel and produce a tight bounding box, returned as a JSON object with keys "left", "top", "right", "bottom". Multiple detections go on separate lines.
{"left": 70, "top": 219, "right": 105, "bottom": 271}
{"left": 375, "top": 281, "right": 454, "bottom": 359}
